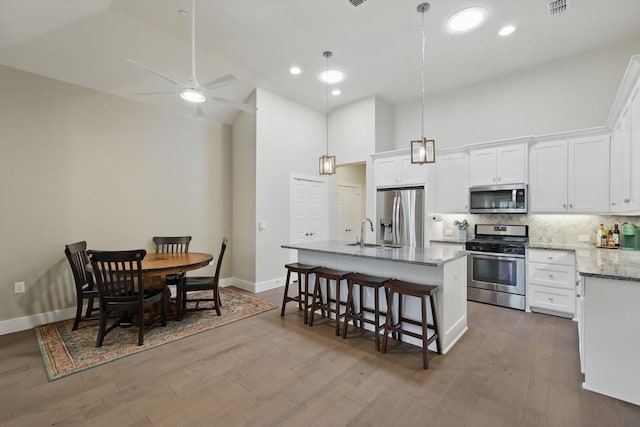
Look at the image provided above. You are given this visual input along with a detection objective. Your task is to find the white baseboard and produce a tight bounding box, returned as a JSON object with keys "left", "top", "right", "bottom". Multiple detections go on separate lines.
{"left": 228, "top": 276, "right": 285, "bottom": 293}
{"left": 0, "top": 308, "right": 76, "bottom": 336}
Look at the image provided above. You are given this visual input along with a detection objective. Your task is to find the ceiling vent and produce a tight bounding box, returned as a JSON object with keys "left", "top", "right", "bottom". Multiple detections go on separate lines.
{"left": 347, "top": 0, "right": 368, "bottom": 7}
{"left": 547, "top": 0, "right": 570, "bottom": 16}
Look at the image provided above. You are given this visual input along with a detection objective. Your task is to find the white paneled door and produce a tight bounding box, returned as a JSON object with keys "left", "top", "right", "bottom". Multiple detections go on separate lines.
{"left": 290, "top": 176, "right": 327, "bottom": 244}
{"left": 337, "top": 185, "right": 361, "bottom": 242}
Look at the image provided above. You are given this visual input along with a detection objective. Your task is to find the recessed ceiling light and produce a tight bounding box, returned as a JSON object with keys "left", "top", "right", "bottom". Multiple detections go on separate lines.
{"left": 498, "top": 24, "right": 516, "bottom": 36}
{"left": 319, "top": 69, "right": 345, "bottom": 84}
{"left": 446, "top": 6, "right": 488, "bottom": 34}
{"left": 289, "top": 66, "right": 301, "bottom": 75}
{"left": 331, "top": 89, "right": 341, "bottom": 96}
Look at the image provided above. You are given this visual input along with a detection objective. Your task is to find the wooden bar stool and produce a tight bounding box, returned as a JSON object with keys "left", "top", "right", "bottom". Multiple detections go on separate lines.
{"left": 281, "top": 263, "right": 320, "bottom": 324}
{"left": 381, "top": 279, "right": 441, "bottom": 369}
{"left": 342, "top": 273, "right": 392, "bottom": 351}
{"left": 308, "top": 267, "right": 353, "bottom": 336}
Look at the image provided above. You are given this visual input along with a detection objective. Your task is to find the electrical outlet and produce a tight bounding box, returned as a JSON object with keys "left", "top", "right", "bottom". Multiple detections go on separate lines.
{"left": 444, "top": 229, "right": 453, "bottom": 236}
{"left": 578, "top": 235, "right": 591, "bottom": 242}
{"left": 14, "top": 281, "right": 25, "bottom": 294}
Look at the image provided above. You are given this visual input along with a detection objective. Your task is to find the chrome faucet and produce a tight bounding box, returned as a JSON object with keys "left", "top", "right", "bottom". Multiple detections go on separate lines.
{"left": 360, "top": 218, "right": 374, "bottom": 248}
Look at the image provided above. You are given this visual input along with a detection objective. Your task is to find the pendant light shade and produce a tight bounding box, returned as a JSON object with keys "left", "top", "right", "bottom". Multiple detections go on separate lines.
{"left": 411, "top": 3, "right": 436, "bottom": 165}
{"left": 319, "top": 51, "right": 336, "bottom": 175}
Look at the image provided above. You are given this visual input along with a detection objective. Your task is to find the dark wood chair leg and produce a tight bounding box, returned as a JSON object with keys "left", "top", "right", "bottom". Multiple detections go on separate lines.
{"left": 381, "top": 288, "right": 395, "bottom": 354}
{"left": 280, "top": 269, "right": 292, "bottom": 317}
{"left": 72, "top": 294, "right": 83, "bottom": 331}
{"left": 302, "top": 273, "right": 310, "bottom": 324}
{"left": 334, "top": 279, "right": 342, "bottom": 336}
{"left": 374, "top": 286, "right": 381, "bottom": 351}
{"left": 421, "top": 295, "right": 429, "bottom": 369}
{"left": 430, "top": 293, "right": 441, "bottom": 354}
{"left": 161, "top": 289, "right": 168, "bottom": 327}
{"left": 308, "top": 275, "right": 322, "bottom": 327}
{"left": 85, "top": 296, "right": 95, "bottom": 318}
{"left": 342, "top": 280, "right": 355, "bottom": 339}
{"left": 297, "top": 271, "right": 303, "bottom": 311}
{"left": 96, "top": 308, "right": 107, "bottom": 348}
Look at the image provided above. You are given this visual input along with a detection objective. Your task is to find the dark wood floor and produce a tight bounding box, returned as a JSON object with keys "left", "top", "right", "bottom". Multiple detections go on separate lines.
{"left": 1, "top": 287, "right": 639, "bottom": 426}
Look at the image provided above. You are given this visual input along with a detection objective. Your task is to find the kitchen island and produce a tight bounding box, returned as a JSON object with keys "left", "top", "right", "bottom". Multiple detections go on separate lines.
{"left": 282, "top": 240, "right": 468, "bottom": 354}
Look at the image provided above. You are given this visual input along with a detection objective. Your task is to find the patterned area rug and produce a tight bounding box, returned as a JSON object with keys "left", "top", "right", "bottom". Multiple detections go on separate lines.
{"left": 35, "top": 288, "right": 276, "bottom": 381}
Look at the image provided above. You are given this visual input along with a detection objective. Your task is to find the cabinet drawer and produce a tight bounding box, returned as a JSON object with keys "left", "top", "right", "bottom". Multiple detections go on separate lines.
{"left": 527, "top": 249, "right": 575, "bottom": 266}
{"left": 527, "top": 263, "right": 575, "bottom": 290}
{"left": 528, "top": 285, "right": 575, "bottom": 316}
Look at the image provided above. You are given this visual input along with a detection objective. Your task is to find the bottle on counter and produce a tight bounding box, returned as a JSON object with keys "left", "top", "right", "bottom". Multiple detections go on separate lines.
{"left": 613, "top": 224, "right": 620, "bottom": 248}
{"left": 597, "top": 224, "right": 605, "bottom": 247}
{"left": 607, "top": 229, "right": 614, "bottom": 248}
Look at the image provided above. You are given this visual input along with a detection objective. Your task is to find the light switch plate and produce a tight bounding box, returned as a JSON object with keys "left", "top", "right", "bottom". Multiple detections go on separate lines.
{"left": 14, "top": 281, "right": 25, "bottom": 294}
{"left": 578, "top": 235, "right": 590, "bottom": 242}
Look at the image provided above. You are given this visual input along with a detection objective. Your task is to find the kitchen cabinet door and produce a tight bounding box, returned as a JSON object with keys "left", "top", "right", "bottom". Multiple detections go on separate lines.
{"left": 529, "top": 140, "right": 568, "bottom": 212}
{"left": 609, "top": 115, "right": 627, "bottom": 211}
{"left": 374, "top": 154, "right": 426, "bottom": 188}
{"left": 496, "top": 143, "right": 526, "bottom": 184}
{"left": 468, "top": 147, "right": 496, "bottom": 186}
{"left": 399, "top": 156, "right": 427, "bottom": 185}
{"left": 438, "top": 152, "right": 469, "bottom": 213}
{"left": 374, "top": 157, "right": 400, "bottom": 187}
{"left": 628, "top": 82, "right": 640, "bottom": 211}
{"left": 568, "top": 135, "right": 610, "bottom": 213}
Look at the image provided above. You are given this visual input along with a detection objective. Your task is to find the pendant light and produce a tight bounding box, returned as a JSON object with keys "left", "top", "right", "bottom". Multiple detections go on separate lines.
{"left": 319, "top": 51, "right": 336, "bottom": 175}
{"left": 411, "top": 3, "right": 436, "bottom": 165}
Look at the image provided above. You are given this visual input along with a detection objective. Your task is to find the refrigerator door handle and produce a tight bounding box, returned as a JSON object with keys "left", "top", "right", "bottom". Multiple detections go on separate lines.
{"left": 393, "top": 194, "right": 400, "bottom": 244}
{"left": 404, "top": 191, "right": 414, "bottom": 247}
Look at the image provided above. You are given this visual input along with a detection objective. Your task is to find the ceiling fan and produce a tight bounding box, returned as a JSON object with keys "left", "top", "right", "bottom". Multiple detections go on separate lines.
{"left": 126, "top": 0, "right": 256, "bottom": 116}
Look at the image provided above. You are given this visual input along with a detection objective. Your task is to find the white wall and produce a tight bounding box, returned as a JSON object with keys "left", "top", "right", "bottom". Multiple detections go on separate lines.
{"left": 393, "top": 34, "right": 640, "bottom": 150}
{"left": 329, "top": 96, "right": 375, "bottom": 165}
{"left": 375, "top": 97, "right": 394, "bottom": 152}
{"left": 254, "top": 89, "right": 325, "bottom": 286}
{"left": 231, "top": 91, "right": 257, "bottom": 284}
{"left": 0, "top": 65, "right": 232, "bottom": 328}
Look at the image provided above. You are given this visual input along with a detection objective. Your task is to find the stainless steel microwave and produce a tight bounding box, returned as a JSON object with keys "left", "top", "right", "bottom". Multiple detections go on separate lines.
{"left": 469, "top": 184, "right": 527, "bottom": 214}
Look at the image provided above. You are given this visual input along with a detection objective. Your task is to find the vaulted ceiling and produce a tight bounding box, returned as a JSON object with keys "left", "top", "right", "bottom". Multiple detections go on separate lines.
{"left": 2, "top": 0, "right": 640, "bottom": 124}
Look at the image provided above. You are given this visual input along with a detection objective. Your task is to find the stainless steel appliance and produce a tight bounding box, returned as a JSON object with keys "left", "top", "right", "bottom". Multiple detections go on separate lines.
{"left": 376, "top": 186, "right": 424, "bottom": 247}
{"left": 466, "top": 224, "right": 528, "bottom": 310}
{"left": 469, "top": 184, "right": 527, "bottom": 214}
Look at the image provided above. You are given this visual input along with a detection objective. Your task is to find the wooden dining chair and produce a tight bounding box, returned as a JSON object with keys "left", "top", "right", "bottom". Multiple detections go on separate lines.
{"left": 88, "top": 249, "right": 167, "bottom": 347}
{"left": 152, "top": 235, "right": 192, "bottom": 291}
{"left": 175, "top": 238, "right": 227, "bottom": 320}
{"left": 64, "top": 241, "right": 99, "bottom": 330}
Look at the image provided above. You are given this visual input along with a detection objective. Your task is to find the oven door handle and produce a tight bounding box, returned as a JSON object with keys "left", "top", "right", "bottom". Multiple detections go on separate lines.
{"left": 467, "top": 251, "right": 525, "bottom": 260}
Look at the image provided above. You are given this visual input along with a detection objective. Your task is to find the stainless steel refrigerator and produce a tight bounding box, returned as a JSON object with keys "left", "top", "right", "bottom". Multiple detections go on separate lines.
{"left": 376, "top": 186, "right": 424, "bottom": 247}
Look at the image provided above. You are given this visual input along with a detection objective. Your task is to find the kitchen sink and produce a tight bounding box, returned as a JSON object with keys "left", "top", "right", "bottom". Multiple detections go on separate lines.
{"left": 345, "top": 243, "right": 402, "bottom": 249}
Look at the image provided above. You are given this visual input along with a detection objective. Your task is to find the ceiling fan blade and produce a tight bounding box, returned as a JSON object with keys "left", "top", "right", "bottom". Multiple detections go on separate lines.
{"left": 201, "top": 74, "right": 238, "bottom": 90}
{"left": 132, "top": 90, "right": 176, "bottom": 96}
{"left": 125, "top": 59, "right": 188, "bottom": 89}
{"left": 209, "top": 96, "right": 257, "bottom": 113}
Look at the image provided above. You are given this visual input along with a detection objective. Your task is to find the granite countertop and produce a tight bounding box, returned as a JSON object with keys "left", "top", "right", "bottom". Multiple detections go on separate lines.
{"left": 430, "top": 238, "right": 468, "bottom": 244}
{"left": 282, "top": 240, "right": 467, "bottom": 267}
{"left": 528, "top": 242, "right": 640, "bottom": 282}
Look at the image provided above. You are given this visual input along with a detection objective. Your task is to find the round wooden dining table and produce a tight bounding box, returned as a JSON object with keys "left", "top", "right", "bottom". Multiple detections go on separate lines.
{"left": 140, "top": 252, "right": 213, "bottom": 280}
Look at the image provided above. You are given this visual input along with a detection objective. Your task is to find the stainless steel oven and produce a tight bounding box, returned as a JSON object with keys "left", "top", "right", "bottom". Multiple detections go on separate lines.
{"left": 467, "top": 252, "right": 525, "bottom": 310}
{"left": 465, "top": 224, "right": 528, "bottom": 310}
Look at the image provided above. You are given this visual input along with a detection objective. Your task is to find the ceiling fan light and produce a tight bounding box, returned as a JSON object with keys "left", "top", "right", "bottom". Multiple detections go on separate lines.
{"left": 180, "top": 89, "right": 206, "bottom": 103}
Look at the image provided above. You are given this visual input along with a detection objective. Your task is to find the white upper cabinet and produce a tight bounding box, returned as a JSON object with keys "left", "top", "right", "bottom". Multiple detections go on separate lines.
{"left": 530, "top": 134, "right": 610, "bottom": 213}
{"left": 373, "top": 153, "right": 426, "bottom": 188}
{"left": 568, "top": 135, "right": 610, "bottom": 212}
{"left": 607, "top": 55, "right": 640, "bottom": 214}
{"left": 611, "top": 82, "right": 640, "bottom": 212}
{"left": 529, "top": 140, "right": 568, "bottom": 212}
{"left": 437, "top": 151, "right": 469, "bottom": 213}
{"left": 469, "top": 143, "right": 527, "bottom": 186}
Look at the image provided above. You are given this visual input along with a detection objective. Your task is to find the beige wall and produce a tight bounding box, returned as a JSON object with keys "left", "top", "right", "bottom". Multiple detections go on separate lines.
{"left": 231, "top": 91, "right": 257, "bottom": 284}
{"left": 0, "top": 65, "right": 232, "bottom": 326}
{"left": 335, "top": 163, "right": 366, "bottom": 219}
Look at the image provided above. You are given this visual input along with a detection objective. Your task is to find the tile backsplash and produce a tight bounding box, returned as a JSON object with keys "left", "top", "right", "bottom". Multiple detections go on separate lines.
{"left": 438, "top": 214, "right": 640, "bottom": 246}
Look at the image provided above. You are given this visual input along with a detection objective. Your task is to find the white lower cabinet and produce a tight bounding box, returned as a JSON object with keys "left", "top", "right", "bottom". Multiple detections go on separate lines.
{"left": 526, "top": 249, "right": 576, "bottom": 318}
